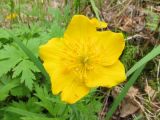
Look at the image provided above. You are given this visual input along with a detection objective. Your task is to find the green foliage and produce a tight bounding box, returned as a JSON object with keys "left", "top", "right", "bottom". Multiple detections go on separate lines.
{"left": 71, "top": 98, "right": 102, "bottom": 120}
{"left": 11, "top": 97, "right": 42, "bottom": 113}
{"left": 121, "top": 43, "right": 137, "bottom": 70}
{"left": 2, "top": 111, "right": 21, "bottom": 120}
{"left": 0, "top": 76, "right": 19, "bottom": 101}
{"left": 0, "top": 1, "right": 159, "bottom": 120}
{"left": 127, "top": 45, "right": 160, "bottom": 77}
{"left": 0, "top": 29, "right": 10, "bottom": 40}
{"left": 144, "top": 9, "right": 160, "bottom": 31}
{"left": 34, "top": 85, "right": 56, "bottom": 116}
{"left": 10, "top": 84, "right": 30, "bottom": 97}
{"left": 0, "top": 44, "right": 39, "bottom": 90}
{"left": 13, "top": 59, "right": 39, "bottom": 89}
{"left": 21, "top": 117, "right": 57, "bottom": 120}
{"left": 6, "top": 107, "right": 44, "bottom": 118}
{"left": 90, "top": 0, "right": 100, "bottom": 20}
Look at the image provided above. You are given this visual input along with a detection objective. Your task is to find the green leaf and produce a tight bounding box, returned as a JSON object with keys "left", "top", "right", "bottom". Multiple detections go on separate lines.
{"left": 63, "top": 5, "right": 71, "bottom": 25}
{"left": 9, "top": 32, "right": 50, "bottom": 82}
{"left": 0, "top": 76, "right": 19, "bottom": 101}
{"left": 21, "top": 117, "right": 58, "bottom": 120}
{"left": 74, "top": 98, "right": 102, "bottom": 120}
{"left": 13, "top": 59, "right": 39, "bottom": 90}
{"left": 6, "top": 107, "right": 44, "bottom": 118}
{"left": 10, "top": 84, "right": 30, "bottom": 97}
{"left": 0, "top": 29, "right": 10, "bottom": 40}
{"left": 105, "top": 65, "right": 145, "bottom": 120}
{"left": 34, "top": 85, "right": 68, "bottom": 117}
{"left": 2, "top": 112, "right": 21, "bottom": 120}
{"left": 0, "top": 44, "right": 39, "bottom": 90}
{"left": 11, "top": 23, "right": 41, "bottom": 39}
{"left": 0, "top": 45, "right": 24, "bottom": 77}
{"left": 34, "top": 85, "right": 55, "bottom": 116}
{"left": 49, "top": 21, "right": 65, "bottom": 38}
{"left": 11, "top": 97, "right": 42, "bottom": 113}
{"left": 25, "top": 38, "right": 41, "bottom": 57}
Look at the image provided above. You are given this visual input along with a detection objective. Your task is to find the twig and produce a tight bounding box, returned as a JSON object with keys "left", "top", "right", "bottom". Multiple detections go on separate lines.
{"left": 98, "top": 90, "right": 111, "bottom": 120}
{"left": 126, "top": 34, "right": 149, "bottom": 41}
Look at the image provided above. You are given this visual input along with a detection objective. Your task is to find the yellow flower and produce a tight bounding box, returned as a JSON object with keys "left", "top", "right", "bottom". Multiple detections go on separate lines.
{"left": 40, "top": 15, "right": 126, "bottom": 104}
{"left": 5, "top": 13, "right": 17, "bottom": 20}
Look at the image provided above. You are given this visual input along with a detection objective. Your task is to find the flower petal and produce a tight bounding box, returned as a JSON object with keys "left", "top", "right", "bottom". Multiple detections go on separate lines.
{"left": 40, "top": 38, "right": 75, "bottom": 94}
{"left": 61, "top": 80, "right": 90, "bottom": 104}
{"left": 96, "top": 31, "right": 125, "bottom": 66}
{"left": 64, "top": 15, "right": 96, "bottom": 41}
{"left": 43, "top": 62, "right": 75, "bottom": 94}
{"left": 85, "top": 60, "right": 126, "bottom": 88}
{"left": 39, "top": 38, "right": 64, "bottom": 64}
{"left": 90, "top": 18, "right": 107, "bottom": 28}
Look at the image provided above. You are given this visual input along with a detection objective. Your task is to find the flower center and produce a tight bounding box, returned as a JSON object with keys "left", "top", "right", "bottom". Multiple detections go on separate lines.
{"left": 77, "top": 55, "right": 94, "bottom": 74}
{"left": 80, "top": 56, "right": 89, "bottom": 66}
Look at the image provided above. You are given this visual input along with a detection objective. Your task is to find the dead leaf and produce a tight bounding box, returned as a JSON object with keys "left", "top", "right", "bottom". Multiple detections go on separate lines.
{"left": 120, "top": 16, "right": 134, "bottom": 32}
{"left": 50, "top": 0, "right": 65, "bottom": 8}
{"left": 112, "top": 86, "right": 140, "bottom": 117}
{"left": 144, "top": 85, "right": 157, "bottom": 100}
{"left": 112, "top": 86, "right": 139, "bottom": 99}
{"left": 120, "top": 15, "right": 145, "bottom": 33}
{"left": 155, "top": 6, "right": 160, "bottom": 12}
{"left": 120, "top": 99, "right": 139, "bottom": 118}
{"left": 126, "top": 86, "right": 139, "bottom": 99}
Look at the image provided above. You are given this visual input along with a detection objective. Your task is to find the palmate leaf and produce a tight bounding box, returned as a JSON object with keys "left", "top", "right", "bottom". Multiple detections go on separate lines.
{"left": 10, "top": 31, "right": 50, "bottom": 83}
{"left": 0, "top": 43, "right": 39, "bottom": 90}
{"left": 0, "top": 45, "right": 24, "bottom": 77}
{"left": 12, "top": 59, "right": 39, "bottom": 90}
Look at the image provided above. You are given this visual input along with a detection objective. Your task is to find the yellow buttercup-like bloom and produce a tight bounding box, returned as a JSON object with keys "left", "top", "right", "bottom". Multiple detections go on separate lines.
{"left": 6, "top": 13, "right": 17, "bottom": 20}
{"left": 40, "top": 15, "right": 126, "bottom": 104}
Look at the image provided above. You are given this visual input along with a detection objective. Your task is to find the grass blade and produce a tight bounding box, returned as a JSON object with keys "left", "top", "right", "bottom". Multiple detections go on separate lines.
{"left": 90, "top": 0, "right": 100, "bottom": 20}
{"left": 105, "top": 65, "right": 145, "bottom": 120}
{"left": 74, "top": 0, "right": 80, "bottom": 13}
{"left": 127, "top": 45, "right": 160, "bottom": 76}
